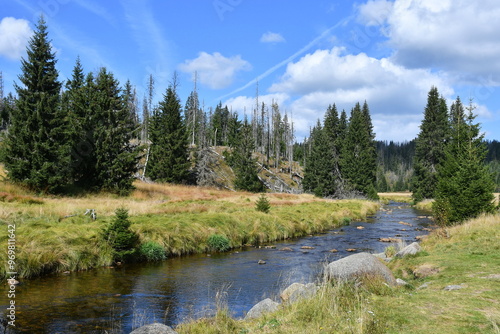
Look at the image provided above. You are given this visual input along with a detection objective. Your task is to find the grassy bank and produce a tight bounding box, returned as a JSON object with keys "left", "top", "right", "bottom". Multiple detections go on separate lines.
{"left": 378, "top": 192, "right": 413, "bottom": 204}
{"left": 0, "top": 179, "right": 379, "bottom": 280}
{"left": 177, "top": 213, "right": 500, "bottom": 334}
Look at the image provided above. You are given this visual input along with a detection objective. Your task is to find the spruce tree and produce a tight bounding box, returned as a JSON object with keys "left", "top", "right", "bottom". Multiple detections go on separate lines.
{"left": 433, "top": 98, "right": 495, "bottom": 224}
{"left": 147, "top": 84, "right": 189, "bottom": 183}
{"left": 323, "top": 104, "right": 342, "bottom": 196}
{"left": 341, "top": 102, "right": 378, "bottom": 199}
{"left": 63, "top": 57, "right": 92, "bottom": 186}
{"left": 231, "top": 118, "right": 265, "bottom": 192}
{"left": 302, "top": 121, "right": 333, "bottom": 197}
{"left": 92, "top": 68, "right": 139, "bottom": 194}
{"left": 5, "top": 17, "right": 70, "bottom": 193}
{"left": 412, "top": 86, "right": 449, "bottom": 202}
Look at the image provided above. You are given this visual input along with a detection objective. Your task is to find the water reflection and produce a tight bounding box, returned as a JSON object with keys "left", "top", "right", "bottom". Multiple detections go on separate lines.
{"left": 1, "top": 202, "right": 432, "bottom": 333}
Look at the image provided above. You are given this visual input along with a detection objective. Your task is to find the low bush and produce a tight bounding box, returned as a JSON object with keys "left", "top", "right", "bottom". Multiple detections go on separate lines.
{"left": 139, "top": 241, "right": 167, "bottom": 261}
{"left": 342, "top": 217, "right": 352, "bottom": 225}
{"left": 207, "top": 234, "right": 231, "bottom": 252}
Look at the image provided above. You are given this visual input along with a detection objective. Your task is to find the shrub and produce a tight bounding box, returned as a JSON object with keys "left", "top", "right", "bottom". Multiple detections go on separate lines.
{"left": 102, "top": 208, "right": 138, "bottom": 262}
{"left": 342, "top": 217, "right": 352, "bottom": 225}
{"left": 139, "top": 241, "right": 167, "bottom": 262}
{"left": 255, "top": 193, "right": 271, "bottom": 213}
{"left": 207, "top": 234, "right": 231, "bottom": 252}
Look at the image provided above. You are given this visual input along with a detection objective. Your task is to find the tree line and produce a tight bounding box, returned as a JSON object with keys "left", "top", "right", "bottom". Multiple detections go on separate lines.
{"left": 300, "top": 102, "right": 378, "bottom": 200}
{"left": 0, "top": 17, "right": 295, "bottom": 194}
{"left": 411, "top": 86, "right": 496, "bottom": 224}
{"left": 0, "top": 18, "right": 498, "bottom": 223}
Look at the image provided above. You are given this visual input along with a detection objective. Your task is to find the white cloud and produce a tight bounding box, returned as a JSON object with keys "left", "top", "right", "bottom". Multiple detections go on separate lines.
{"left": 179, "top": 52, "right": 251, "bottom": 90}
{"left": 356, "top": 0, "right": 393, "bottom": 26}
{"left": 357, "top": 0, "right": 500, "bottom": 82}
{"left": 260, "top": 32, "right": 285, "bottom": 43}
{"left": 264, "top": 46, "right": 457, "bottom": 140}
{"left": 0, "top": 17, "right": 32, "bottom": 60}
{"left": 224, "top": 93, "right": 290, "bottom": 117}
{"left": 372, "top": 114, "right": 422, "bottom": 142}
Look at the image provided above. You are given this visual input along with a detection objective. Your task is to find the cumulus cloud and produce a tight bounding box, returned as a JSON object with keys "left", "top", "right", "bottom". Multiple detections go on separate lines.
{"left": 356, "top": 0, "right": 393, "bottom": 26}
{"left": 372, "top": 114, "right": 422, "bottom": 142}
{"left": 0, "top": 17, "right": 32, "bottom": 60}
{"left": 260, "top": 32, "right": 285, "bottom": 43}
{"left": 264, "top": 46, "right": 457, "bottom": 140}
{"left": 224, "top": 93, "right": 290, "bottom": 117}
{"left": 357, "top": 0, "right": 500, "bottom": 82}
{"left": 179, "top": 52, "right": 251, "bottom": 90}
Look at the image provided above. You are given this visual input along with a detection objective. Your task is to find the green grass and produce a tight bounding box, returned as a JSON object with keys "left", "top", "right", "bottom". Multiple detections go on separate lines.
{"left": 0, "top": 179, "right": 379, "bottom": 279}
{"left": 378, "top": 192, "right": 414, "bottom": 204}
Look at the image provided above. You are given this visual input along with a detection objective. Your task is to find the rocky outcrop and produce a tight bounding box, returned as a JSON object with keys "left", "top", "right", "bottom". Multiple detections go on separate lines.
{"left": 325, "top": 252, "right": 396, "bottom": 285}
{"left": 129, "top": 323, "right": 178, "bottom": 334}
{"left": 245, "top": 298, "right": 280, "bottom": 319}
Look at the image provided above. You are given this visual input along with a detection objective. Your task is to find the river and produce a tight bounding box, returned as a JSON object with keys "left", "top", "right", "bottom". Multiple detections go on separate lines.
{"left": 1, "top": 201, "right": 433, "bottom": 333}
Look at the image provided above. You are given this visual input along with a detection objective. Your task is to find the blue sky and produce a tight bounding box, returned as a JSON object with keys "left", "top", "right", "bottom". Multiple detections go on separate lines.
{"left": 1, "top": 0, "right": 499, "bottom": 142}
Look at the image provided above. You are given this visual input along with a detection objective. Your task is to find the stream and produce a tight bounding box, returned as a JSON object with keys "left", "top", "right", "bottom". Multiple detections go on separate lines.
{"left": 1, "top": 202, "right": 433, "bottom": 333}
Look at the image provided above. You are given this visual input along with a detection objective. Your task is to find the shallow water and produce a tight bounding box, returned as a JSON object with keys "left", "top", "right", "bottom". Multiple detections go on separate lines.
{"left": 1, "top": 202, "right": 432, "bottom": 333}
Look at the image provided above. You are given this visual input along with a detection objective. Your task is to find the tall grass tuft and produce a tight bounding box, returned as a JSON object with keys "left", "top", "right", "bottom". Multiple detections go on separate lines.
{"left": 207, "top": 234, "right": 231, "bottom": 252}
{"left": 139, "top": 241, "right": 167, "bottom": 261}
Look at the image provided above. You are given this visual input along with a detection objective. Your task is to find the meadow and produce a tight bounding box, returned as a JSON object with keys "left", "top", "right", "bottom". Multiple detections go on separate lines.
{"left": 0, "top": 173, "right": 379, "bottom": 280}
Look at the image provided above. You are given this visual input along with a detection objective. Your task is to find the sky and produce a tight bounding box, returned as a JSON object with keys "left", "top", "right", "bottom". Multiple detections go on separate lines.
{"left": 1, "top": 0, "right": 499, "bottom": 142}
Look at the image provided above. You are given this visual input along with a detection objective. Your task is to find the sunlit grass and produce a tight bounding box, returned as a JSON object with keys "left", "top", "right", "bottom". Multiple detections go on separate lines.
{"left": 176, "top": 213, "right": 500, "bottom": 334}
{"left": 0, "top": 171, "right": 379, "bottom": 279}
{"left": 378, "top": 192, "right": 413, "bottom": 204}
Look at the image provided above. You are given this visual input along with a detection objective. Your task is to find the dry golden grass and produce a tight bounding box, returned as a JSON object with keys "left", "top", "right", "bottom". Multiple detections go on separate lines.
{"left": 378, "top": 192, "right": 413, "bottom": 203}
{"left": 0, "top": 166, "right": 381, "bottom": 280}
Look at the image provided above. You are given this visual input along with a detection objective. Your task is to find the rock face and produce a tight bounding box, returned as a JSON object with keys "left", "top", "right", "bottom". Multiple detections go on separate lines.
{"left": 245, "top": 298, "right": 280, "bottom": 319}
{"left": 129, "top": 323, "right": 178, "bottom": 334}
{"left": 395, "top": 242, "right": 422, "bottom": 258}
{"left": 325, "top": 252, "right": 396, "bottom": 286}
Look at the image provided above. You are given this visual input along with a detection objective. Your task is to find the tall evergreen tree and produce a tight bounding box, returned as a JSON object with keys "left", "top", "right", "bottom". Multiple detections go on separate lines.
{"left": 210, "top": 102, "right": 230, "bottom": 146}
{"left": 303, "top": 121, "right": 332, "bottom": 197}
{"left": 433, "top": 98, "right": 495, "bottom": 224}
{"left": 91, "top": 68, "right": 139, "bottom": 193}
{"left": 147, "top": 84, "right": 189, "bottom": 183}
{"left": 231, "top": 117, "right": 265, "bottom": 192}
{"left": 5, "top": 17, "right": 70, "bottom": 193}
{"left": 412, "top": 86, "right": 449, "bottom": 202}
{"left": 322, "top": 104, "right": 342, "bottom": 195}
{"left": 63, "top": 57, "right": 91, "bottom": 185}
{"left": 226, "top": 111, "right": 242, "bottom": 148}
{"left": 341, "top": 102, "right": 378, "bottom": 199}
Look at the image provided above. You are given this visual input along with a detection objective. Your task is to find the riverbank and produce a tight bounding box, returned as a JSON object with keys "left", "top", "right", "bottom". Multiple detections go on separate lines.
{"left": 0, "top": 180, "right": 379, "bottom": 280}
{"left": 177, "top": 212, "right": 500, "bottom": 334}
